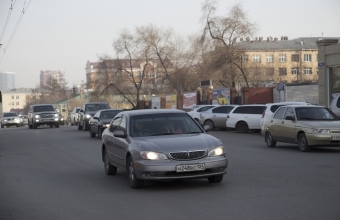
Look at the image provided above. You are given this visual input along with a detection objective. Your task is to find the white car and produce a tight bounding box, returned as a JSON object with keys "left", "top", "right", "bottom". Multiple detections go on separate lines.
{"left": 260, "top": 102, "right": 310, "bottom": 126}
{"left": 226, "top": 104, "right": 266, "bottom": 133}
{"left": 330, "top": 93, "right": 340, "bottom": 117}
{"left": 187, "top": 105, "right": 217, "bottom": 122}
{"left": 199, "top": 105, "right": 239, "bottom": 130}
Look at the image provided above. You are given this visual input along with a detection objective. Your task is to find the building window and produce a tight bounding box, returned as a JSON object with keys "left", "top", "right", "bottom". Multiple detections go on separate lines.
{"left": 291, "top": 54, "right": 299, "bottom": 62}
{"left": 304, "top": 68, "right": 312, "bottom": 75}
{"left": 279, "top": 54, "right": 286, "bottom": 62}
{"left": 279, "top": 68, "right": 287, "bottom": 75}
{"left": 266, "top": 68, "right": 274, "bottom": 76}
{"left": 266, "top": 55, "right": 274, "bottom": 63}
{"left": 16, "top": 102, "right": 19, "bottom": 105}
{"left": 11, "top": 96, "right": 14, "bottom": 99}
{"left": 292, "top": 68, "right": 299, "bottom": 75}
{"left": 304, "top": 54, "right": 312, "bottom": 62}
{"left": 16, "top": 95, "right": 19, "bottom": 99}
{"left": 242, "top": 55, "right": 248, "bottom": 63}
{"left": 253, "top": 55, "right": 261, "bottom": 63}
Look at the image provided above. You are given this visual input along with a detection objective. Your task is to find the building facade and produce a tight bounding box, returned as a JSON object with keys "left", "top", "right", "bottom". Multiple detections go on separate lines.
{"left": 0, "top": 88, "right": 31, "bottom": 115}
{"left": 0, "top": 71, "right": 16, "bottom": 91}
{"left": 40, "top": 70, "right": 63, "bottom": 87}
{"left": 316, "top": 39, "right": 340, "bottom": 107}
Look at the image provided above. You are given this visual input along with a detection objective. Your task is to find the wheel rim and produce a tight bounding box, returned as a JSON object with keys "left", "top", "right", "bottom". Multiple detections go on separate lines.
{"left": 266, "top": 134, "right": 272, "bottom": 145}
{"left": 129, "top": 160, "right": 134, "bottom": 183}
{"left": 300, "top": 137, "right": 306, "bottom": 149}
{"left": 238, "top": 123, "right": 246, "bottom": 132}
{"left": 205, "top": 120, "right": 213, "bottom": 127}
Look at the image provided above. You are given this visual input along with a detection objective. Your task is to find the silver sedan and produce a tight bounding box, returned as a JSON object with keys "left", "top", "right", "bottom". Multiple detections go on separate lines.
{"left": 101, "top": 109, "right": 228, "bottom": 189}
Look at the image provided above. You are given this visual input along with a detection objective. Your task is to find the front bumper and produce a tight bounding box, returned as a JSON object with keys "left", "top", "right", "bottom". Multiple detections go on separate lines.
{"left": 34, "top": 118, "right": 59, "bottom": 125}
{"left": 134, "top": 156, "right": 228, "bottom": 180}
{"left": 305, "top": 133, "right": 340, "bottom": 146}
{"left": 1, "top": 120, "right": 21, "bottom": 126}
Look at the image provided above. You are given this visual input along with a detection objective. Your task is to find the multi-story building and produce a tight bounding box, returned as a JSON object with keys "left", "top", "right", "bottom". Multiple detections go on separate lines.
{"left": 40, "top": 70, "right": 63, "bottom": 87}
{"left": 0, "top": 88, "right": 31, "bottom": 115}
{"left": 0, "top": 71, "right": 16, "bottom": 91}
{"left": 237, "top": 37, "right": 340, "bottom": 85}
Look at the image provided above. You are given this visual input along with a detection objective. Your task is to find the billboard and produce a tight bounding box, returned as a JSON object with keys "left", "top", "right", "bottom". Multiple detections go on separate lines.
{"left": 151, "top": 96, "right": 161, "bottom": 109}
{"left": 183, "top": 92, "right": 197, "bottom": 109}
{"left": 212, "top": 88, "right": 230, "bottom": 105}
{"left": 165, "top": 94, "right": 177, "bottom": 109}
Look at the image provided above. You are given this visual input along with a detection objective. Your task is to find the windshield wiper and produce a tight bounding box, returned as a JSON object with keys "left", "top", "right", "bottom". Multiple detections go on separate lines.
{"left": 151, "top": 132, "right": 176, "bottom": 136}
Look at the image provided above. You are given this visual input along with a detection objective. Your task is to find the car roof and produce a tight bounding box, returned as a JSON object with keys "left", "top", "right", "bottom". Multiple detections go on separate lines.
{"left": 123, "top": 109, "right": 185, "bottom": 116}
{"left": 279, "top": 104, "right": 321, "bottom": 108}
{"left": 30, "top": 104, "right": 53, "bottom": 106}
{"left": 236, "top": 104, "right": 266, "bottom": 107}
{"left": 265, "top": 102, "right": 308, "bottom": 106}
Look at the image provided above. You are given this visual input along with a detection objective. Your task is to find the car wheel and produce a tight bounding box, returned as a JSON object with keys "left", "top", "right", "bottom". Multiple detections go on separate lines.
{"left": 1, "top": 124, "right": 4, "bottom": 128}
{"left": 84, "top": 121, "right": 89, "bottom": 131}
{"left": 208, "top": 174, "right": 224, "bottom": 183}
{"left": 50, "top": 124, "right": 54, "bottom": 128}
{"left": 33, "top": 121, "right": 37, "bottom": 129}
{"left": 28, "top": 121, "right": 32, "bottom": 129}
{"left": 204, "top": 120, "right": 215, "bottom": 131}
{"left": 55, "top": 123, "right": 59, "bottom": 128}
{"left": 265, "top": 132, "right": 276, "bottom": 148}
{"left": 236, "top": 121, "right": 248, "bottom": 133}
{"left": 16, "top": 124, "right": 20, "bottom": 127}
{"left": 298, "top": 133, "right": 311, "bottom": 152}
{"left": 89, "top": 127, "right": 95, "bottom": 137}
{"left": 78, "top": 121, "right": 83, "bottom": 130}
{"left": 128, "top": 157, "right": 144, "bottom": 189}
{"left": 98, "top": 127, "right": 102, "bottom": 139}
{"left": 104, "top": 149, "right": 117, "bottom": 175}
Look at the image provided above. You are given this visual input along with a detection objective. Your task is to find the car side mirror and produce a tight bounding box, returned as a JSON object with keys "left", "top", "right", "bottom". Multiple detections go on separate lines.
{"left": 113, "top": 130, "right": 126, "bottom": 138}
{"left": 285, "top": 115, "right": 295, "bottom": 121}
{"left": 93, "top": 117, "right": 99, "bottom": 120}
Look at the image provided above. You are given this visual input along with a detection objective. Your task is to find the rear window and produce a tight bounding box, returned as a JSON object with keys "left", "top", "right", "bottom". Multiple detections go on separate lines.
{"left": 270, "top": 105, "right": 285, "bottom": 113}
{"left": 233, "top": 106, "right": 265, "bottom": 114}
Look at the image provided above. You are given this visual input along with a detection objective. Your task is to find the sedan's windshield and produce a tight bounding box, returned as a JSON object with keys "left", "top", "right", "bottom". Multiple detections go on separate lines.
{"left": 34, "top": 105, "right": 55, "bottom": 112}
{"left": 296, "top": 107, "right": 338, "bottom": 121}
{"left": 85, "top": 104, "right": 109, "bottom": 111}
{"left": 3, "top": 112, "right": 18, "bottom": 117}
{"left": 130, "top": 113, "right": 203, "bottom": 137}
{"left": 100, "top": 110, "right": 122, "bottom": 119}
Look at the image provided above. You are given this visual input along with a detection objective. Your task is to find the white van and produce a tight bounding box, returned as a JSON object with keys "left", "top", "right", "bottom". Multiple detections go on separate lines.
{"left": 330, "top": 93, "right": 340, "bottom": 117}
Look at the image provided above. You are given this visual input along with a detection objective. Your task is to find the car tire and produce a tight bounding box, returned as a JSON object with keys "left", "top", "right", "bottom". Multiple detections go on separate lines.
{"left": 298, "top": 133, "right": 311, "bottom": 152}
{"left": 84, "top": 121, "right": 89, "bottom": 131}
{"left": 33, "top": 121, "right": 37, "bottom": 129}
{"left": 90, "top": 128, "right": 95, "bottom": 137}
{"left": 208, "top": 174, "right": 224, "bottom": 183}
{"left": 28, "top": 121, "right": 32, "bottom": 129}
{"left": 1, "top": 124, "right": 4, "bottom": 128}
{"left": 55, "top": 123, "right": 59, "bottom": 128}
{"left": 50, "top": 124, "right": 54, "bottom": 128}
{"left": 265, "top": 132, "right": 276, "bottom": 148}
{"left": 236, "top": 121, "right": 248, "bottom": 133}
{"left": 104, "top": 149, "right": 117, "bottom": 175}
{"left": 204, "top": 120, "right": 215, "bottom": 131}
{"left": 128, "top": 157, "right": 144, "bottom": 189}
{"left": 98, "top": 127, "right": 102, "bottom": 139}
{"left": 78, "top": 121, "right": 83, "bottom": 130}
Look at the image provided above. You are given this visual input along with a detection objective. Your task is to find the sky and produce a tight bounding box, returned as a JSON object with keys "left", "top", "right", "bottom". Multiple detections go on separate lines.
{"left": 0, "top": 0, "right": 339, "bottom": 89}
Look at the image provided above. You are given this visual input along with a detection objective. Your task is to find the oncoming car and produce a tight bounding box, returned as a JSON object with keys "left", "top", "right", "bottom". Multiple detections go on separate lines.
{"left": 261, "top": 105, "right": 340, "bottom": 152}
{"left": 1, "top": 112, "right": 21, "bottom": 128}
{"left": 101, "top": 109, "right": 228, "bottom": 189}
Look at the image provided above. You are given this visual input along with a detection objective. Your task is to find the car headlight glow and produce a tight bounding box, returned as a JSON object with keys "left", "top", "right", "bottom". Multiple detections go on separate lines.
{"left": 208, "top": 146, "right": 225, "bottom": 157}
{"left": 312, "top": 129, "right": 330, "bottom": 133}
{"left": 105, "top": 124, "right": 109, "bottom": 127}
{"left": 35, "top": 115, "right": 40, "bottom": 118}
{"left": 140, "top": 151, "right": 168, "bottom": 160}
{"left": 54, "top": 114, "right": 59, "bottom": 117}
{"left": 86, "top": 114, "right": 91, "bottom": 119}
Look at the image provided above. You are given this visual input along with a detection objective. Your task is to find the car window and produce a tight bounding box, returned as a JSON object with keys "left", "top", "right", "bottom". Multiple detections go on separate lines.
{"left": 76, "top": 108, "right": 80, "bottom": 113}
{"left": 3, "top": 112, "right": 18, "bottom": 117}
{"left": 296, "top": 107, "right": 338, "bottom": 120}
{"left": 110, "top": 118, "right": 121, "bottom": 132}
{"left": 233, "top": 106, "right": 247, "bottom": 114}
{"left": 283, "top": 107, "right": 295, "bottom": 120}
{"left": 197, "top": 106, "right": 214, "bottom": 112}
{"left": 100, "top": 110, "right": 122, "bottom": 119}
{"left": 212, "top": 107, "right": 225, "bottom": 113}
{"left": 273, "top": 107, "right": 286, "bottom": 119}
{"left": 93, "top": 112, "right": 100, "bottom": 118}
{"left": 245, "top": 106, "right": 265, "bottom": 114}
{"left": 270, "top": 105, "right": 285, "bottom": 113}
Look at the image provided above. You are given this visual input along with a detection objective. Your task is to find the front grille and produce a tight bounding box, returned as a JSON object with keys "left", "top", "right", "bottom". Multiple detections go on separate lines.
{"left": 169, "top": 151, "right": 206, "bottom": 160}
{"left": 40, "top": 114, "right": 53, "bottom": 118}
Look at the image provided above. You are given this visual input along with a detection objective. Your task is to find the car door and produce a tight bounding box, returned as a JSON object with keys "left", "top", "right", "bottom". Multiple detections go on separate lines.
{"left": 279, "top": 107, "right": 297, "bottom": 143}
{"left": 245, "top": 106, "right": 265, "bottom": 129}
{"left": 113, "top": 116, "right": 129, "bottom": 169}
{"left": 211, "top": 106, "right": 228, "bottom": 127}
{"left": 268, "top": 107, "right": 287, "bottom": 141}
{"left": 106, "top": 117, "right": 121, "bottom": 164}
{"left": 90, "top": 111, "right": 100, "bottom": 134}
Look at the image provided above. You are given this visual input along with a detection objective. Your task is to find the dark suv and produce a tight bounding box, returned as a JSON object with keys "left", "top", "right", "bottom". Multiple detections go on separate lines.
{"left": 78, "top": 102, "right": 110, "bottom": 131}
{"left": 28, "top": 104, "right": 59, "bottom": 129}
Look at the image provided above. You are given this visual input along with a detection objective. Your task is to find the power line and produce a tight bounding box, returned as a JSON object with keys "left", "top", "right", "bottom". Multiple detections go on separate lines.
{"left": 0, "top": 0, "right": 17, "bottom": 43}
{"left": 0, "top": 0, "right": 32, "bottom": 64}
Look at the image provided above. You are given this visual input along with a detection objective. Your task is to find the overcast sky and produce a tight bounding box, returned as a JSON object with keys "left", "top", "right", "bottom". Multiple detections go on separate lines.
{"left": 0, "top": 0, "right": 339, "bottom": 89}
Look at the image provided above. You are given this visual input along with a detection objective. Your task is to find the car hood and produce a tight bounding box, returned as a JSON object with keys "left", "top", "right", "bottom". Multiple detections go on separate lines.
{"left": 133, "top": 133, "right": 222, "bottom": 153}
{"left": 297, "top": 120, "right": 340, "bottom": 129}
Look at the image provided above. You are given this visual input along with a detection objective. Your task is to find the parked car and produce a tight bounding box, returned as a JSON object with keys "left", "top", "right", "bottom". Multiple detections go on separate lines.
{"left": 261, "top": 102, "right": 310, "bottom": 126}
{"left": 58, "top": 114, "right": 65, "bottom": 125}
{"left": 330, "top": 93, "right": 340, "bottom": 117}
{"left": 27, "top": 104, "right": 59, "bottom": 129}
{"left": 261, "top": 105, "right": 340, "bottom": 152}
{"left": 187, "top": 105, "right": 218, "bottom": 122}
{"left": 20, "top": 115, "right": 28, "bottom": 126}
{"left": 78, "top": 102, "right": 110, "bottom": 131}
{"left": 226, "top": 104, "right": 266, "bottom": 133}
{"left": 101, "top": 109, "right": 228, "bottom": 188}
{"left": 1, "top": 112, "right": 21, "bottom": 128}
{"left": 198, "top": 105, "right": 239, "bottom": 130}
{"left": 70, "top": 107, "right": 81, "bottom": 126}
{"left": 89, "top": 109, "right": 123, "bottom": 139}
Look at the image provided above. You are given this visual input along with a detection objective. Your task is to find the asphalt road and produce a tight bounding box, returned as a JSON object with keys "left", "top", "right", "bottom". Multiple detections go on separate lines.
{"left": 1, "top": 125, "right": 340, "bottom": 220}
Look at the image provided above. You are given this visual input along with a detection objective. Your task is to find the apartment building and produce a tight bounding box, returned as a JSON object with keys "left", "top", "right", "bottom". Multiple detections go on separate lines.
{"left": 0, "top": 71, "right": 16, "bottom": 91}
{"left": 0, "top": 88, "right": 31, "bottom": 115}
{"left": 40, "top": 70, "right": 64, "bottom": 87}
{"left": 237, "top": 37, "right": 340, "bottom": 84}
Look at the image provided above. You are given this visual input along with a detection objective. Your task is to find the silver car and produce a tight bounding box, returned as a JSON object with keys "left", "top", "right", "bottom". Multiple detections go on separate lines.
{"left": 101, "top": 109, "right": 228, "bottom": 188}
{"left": 1, "top": 112, "right": 21, "bottom": 128}
{"left": 199, "top": 105, "right": 238, "bottom": 130}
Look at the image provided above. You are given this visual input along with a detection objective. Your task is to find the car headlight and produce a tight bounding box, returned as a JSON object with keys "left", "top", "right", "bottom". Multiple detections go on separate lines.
{"left": 54, "top": 114, "right": 59, "bottom": 117}
{"left": 35, "top": 115, "right": 40, "bottom": 118}
{"left": 312, "top": 129, "right": 330, "bottom": 133}
{"left": 86, "top": 114, "right": 91, "bottom": 119}
{"left": 140, "top": 151, "right": 168, "bottom": 160}
{"left": 105, "top": 124, "right": 109, "bottom": 127}
{"left": 208, "top": 146, "right": 225, "bottom": 157}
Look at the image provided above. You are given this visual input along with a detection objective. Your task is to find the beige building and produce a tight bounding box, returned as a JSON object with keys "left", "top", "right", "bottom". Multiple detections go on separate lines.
{"left": 316, "top": 39, "right": 340, "bottom": 107}
{"left": 0, "top": 88, "right": 31, "bottom": 115}
{"left": 237, "top": 37, "right": 335, "bottom": 85}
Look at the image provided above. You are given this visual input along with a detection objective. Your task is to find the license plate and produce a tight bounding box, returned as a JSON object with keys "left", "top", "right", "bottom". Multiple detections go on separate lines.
{"left": 176, "top": 164, "right": 205, "bottom": 173}
{"left": 332, "top": 136, "right": 340, "bottom": 140}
